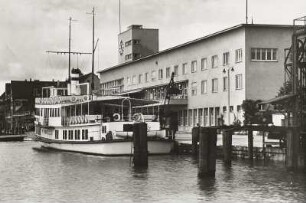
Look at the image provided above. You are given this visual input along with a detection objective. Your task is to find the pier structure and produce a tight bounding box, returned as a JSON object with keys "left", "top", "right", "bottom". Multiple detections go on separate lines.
{"left": 282, "top": 16, "right": 306, "bottom": 170}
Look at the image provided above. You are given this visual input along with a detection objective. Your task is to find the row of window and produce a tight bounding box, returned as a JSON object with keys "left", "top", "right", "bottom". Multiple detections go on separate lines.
{"left": 125, "top": 53, "right": 141, "bottom": 60}
{"left": 126, "top": 48, "right": 243, "bottom": 86}
{"left": 125, "top": 39, "right": 140, "bottom": 47}
{"left": 251, "top": 48, "right": 277, "bottom": 61}
{"left": 178, "top": 106, "right": 242, "bottom": 127}
{"left": 55, "top": 129, "right": 89, "bottom": 140}
{"left": 191, "top": 74, "right": 243, "bottom": 96}
{"left": 36, "top": 108, "right": 60, "bottom": 117}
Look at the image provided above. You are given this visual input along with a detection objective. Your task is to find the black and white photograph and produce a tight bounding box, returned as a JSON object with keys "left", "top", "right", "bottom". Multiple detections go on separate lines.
{"left": 0, "top": 0, "right": 306, "bottom": 202}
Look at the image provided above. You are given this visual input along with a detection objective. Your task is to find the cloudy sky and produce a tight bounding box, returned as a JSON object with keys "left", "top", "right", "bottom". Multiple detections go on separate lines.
{"left": 0, "top": 0, "right": 305, "bottom": 93}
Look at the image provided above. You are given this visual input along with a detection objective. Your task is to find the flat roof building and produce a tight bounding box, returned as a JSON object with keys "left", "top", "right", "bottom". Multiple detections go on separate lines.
{"left": 98, "top": 24, "right": 293, "bottom": 131}
{"left": 118, "top": 25, "right": 159, "bottom": 64}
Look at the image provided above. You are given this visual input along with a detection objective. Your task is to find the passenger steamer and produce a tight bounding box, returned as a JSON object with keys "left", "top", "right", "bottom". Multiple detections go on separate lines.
{"left": 34, "top": 10, "right": 175, "bottom": 155}
{"left": 34, "top": 68, "right": 174, "bottom": 155}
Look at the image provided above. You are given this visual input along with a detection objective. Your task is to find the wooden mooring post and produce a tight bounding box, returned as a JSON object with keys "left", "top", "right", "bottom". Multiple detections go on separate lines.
{"left": 222, "top": 129, "right": 232, "bottom": 165}
{"left": 248, "top": 129, "right": 253, "bottom": 160}
{"left": 286, "top": 128, "right": 299, "bottom": 171}
{"left": 192, "top": 127, "right": 199, "bottom": 156}
{"left": 133, "top": 122, "right": 148, "bottom": 168}
{"left": 198, "top": 127, "right": 217, "bottom": 177}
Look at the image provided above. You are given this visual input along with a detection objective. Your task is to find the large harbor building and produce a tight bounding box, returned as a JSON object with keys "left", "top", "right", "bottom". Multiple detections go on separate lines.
{"left": 98, "top": 24, "right": 293, "bottom": 132}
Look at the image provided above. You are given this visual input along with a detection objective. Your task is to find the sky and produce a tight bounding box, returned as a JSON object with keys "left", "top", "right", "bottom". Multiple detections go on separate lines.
{"left": 0, "top": 0, "right": 305, "bottom": 94}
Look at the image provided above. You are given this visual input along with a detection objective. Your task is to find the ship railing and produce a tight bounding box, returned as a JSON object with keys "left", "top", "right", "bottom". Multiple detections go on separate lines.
{"left": 61, "top": 115, "right": 102, "bottom": 126}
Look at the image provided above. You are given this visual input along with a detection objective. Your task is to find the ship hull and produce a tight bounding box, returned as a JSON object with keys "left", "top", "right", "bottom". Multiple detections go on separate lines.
{"left": 36, "top": 136, "right": 174, "bottom": 156}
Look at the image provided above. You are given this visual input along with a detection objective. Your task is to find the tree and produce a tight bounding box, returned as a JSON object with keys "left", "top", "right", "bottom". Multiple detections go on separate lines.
{"left": 241, "top": 99, "right": 262, "bottom": 125}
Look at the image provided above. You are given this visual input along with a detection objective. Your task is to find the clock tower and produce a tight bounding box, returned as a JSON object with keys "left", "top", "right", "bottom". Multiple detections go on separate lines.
{"left": 118, "top": 25, "right": 159, "bottom": 64}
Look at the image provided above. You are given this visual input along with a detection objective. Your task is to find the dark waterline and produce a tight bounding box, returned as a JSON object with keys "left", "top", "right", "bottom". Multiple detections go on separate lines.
{"left": 0, "top": 141, "right": 306, "bottom": 203}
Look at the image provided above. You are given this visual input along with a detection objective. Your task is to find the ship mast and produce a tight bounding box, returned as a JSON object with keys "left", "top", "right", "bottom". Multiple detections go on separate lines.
{"left": 47, "top": 17, "right": 91, "bottom": 84}
{"left": 87, "top": 7, "right": 99, "bottom": 92}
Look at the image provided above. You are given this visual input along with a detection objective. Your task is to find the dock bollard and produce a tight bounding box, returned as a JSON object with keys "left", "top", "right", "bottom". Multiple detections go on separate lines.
{"left": 192, "top": 127, "right": 200, "bottom": 156}
{"left": 198, "top": 127, "right": 217, "bottom": 177}
{"left": 248, "top": 130, "right": 253, "bottom": 160}
{"left": 222, "top": 129, "right": 232, "bottom": 165}
{"left": 286, "top": 128, "right": 299, "bottom": 171}
{"left": 133, "top": 122, "right": 148, "bottom": 168}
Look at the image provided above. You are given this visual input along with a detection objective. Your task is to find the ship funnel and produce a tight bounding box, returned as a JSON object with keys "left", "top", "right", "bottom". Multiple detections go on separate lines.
{"left": 69, "top": 68, "right": 82, "bottom": 95}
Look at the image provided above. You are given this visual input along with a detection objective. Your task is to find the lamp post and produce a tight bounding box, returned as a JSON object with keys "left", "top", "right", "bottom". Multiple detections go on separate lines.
{"left": 223, "top": 67, "right": 234, "bottom": 125}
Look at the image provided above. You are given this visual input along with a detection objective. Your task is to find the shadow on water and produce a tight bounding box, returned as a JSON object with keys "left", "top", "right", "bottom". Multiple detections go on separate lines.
{"left": 197, "top": 176, "right": 217, "bottom": 199}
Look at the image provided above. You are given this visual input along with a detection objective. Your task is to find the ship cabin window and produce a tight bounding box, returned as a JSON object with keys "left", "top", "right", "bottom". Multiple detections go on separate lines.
{"left": 75, "top": 130, "right": 80, "bottom": 140}
{"left": 55, "top": 130, "right": 59, "bottom": 139}
{"left": 82, "top": 129, "right": 88, "bottom": 140}
{"left": 102, "top": 126, "right": 107, "bottom": 133}
{"left": 68, "top": 130, "right": 73, "bottom": 140}
{"left": 35, "top": 108, "right": 39, "bottom": 116}
{"left": 63, "top": 130, "right": 67, "bottom": 140}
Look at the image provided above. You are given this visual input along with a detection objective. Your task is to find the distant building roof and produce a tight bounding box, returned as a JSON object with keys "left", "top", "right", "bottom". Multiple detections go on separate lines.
{"left": 98, "top": 23, "right": 293, "bottom": 74}
{"left": 7, "top": 80, "right": 67, "bottom": 100}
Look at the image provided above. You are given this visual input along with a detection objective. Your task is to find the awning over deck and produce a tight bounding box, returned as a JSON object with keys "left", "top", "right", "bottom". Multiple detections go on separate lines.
{"left": 132, "top": 99, "right": 188, "bottom": 109}
{"left": 116, "top": 88, "right": 143, "bottom": 96}
{"left": 260, "top": 94, "right": 296, "bottom": 104}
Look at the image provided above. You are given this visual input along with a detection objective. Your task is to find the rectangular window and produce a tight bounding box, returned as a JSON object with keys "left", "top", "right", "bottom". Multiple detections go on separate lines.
{"left": 158, "top": 69, "right": 163, "bottom": 80}
{"left": 223, "top": 52, "right": 230, "bottom": 66}
{"left": 183, "top": 110, "right": 188, "bottom": 126}
{"left": 193, "top": 109, "right": 197, "bottom": 126}
{"left": 235, "top": 49, "right": 243, "bottom": 63}
{"left": 55, "top": 130, "right": 59, "bottom": 139}
{"left": 133, "top": 39, "right": 140, "bottom": 45}
{"left": 174, "top": 65, "right": 179, "bottom": 77}
{"left": 125, "top": 54, "right": 132, "bottom": 60}
{"left": 212, "top": 78, "right": 218, "bottom": 93}
{"left": 191, "top": 82, "right": 197, "bottom": 96}
{"left": 251, "top": 48, "right": 277, "bottom": 61}
{"left": 223, "top": 106, "right": 227, "bottom": 113}
{"left": 68, "top": 130, "right": 73, "bottom": 140}
{"left": 212, "top": 55, "right": 218, "bottom": 68}
{"left": 132, "top": 75, "right": 137, "bottom": 84}
{"left": 223, "top": 76, "right": 228, "bottom": 91}
{"left": 139, "top": 74, "right": 143, "bottom": 84}
{"left": 125, "top": 40, "right": 132, "bottom": 47}
{"left": 75, "top": 130, "right": 80, "bottom": 140}
{"left": 198, "top": 109, "right": 203, "bottom": 126}
{"left": 63, "top": 130, "right": 67, "bottom": 140}
{"left": 82, "top": 129, "right": 88, "bottom": 140}
{"left": 166, "top": 67, "right": 171, "bottom": 78}
{"left": 191, "top": 60, "right": 197, "bottom": 73}
{"left": 204, "top": 108, "right": 208, "bottom": 126}
{"left": 182, "top": 63, "right": 187, "bottom": 75}
{"left": 151, "top": 70, "right": 156, "bottom": 81}
{"left": 235, "top": 74, "right": 243, "bottom": 90}
{"left": 82, "top": 130, "right": 85, "bottom": 140}
{"left": 145, "top": 72, "right": 149, "bottom": 83}
{"left": 201, "top": 80, "right": 207, "bottom": 94}
{"left": 127, "top": 77, "right": 131, "bottom": 85}
{"left": 201, "top": 58, "right": 207, "bottom": 71}
{"left": 188, "top": 109, "right": 192, "bottom": 126}
{"left": 209, "top": 107, "right": 214, "bottom": 126}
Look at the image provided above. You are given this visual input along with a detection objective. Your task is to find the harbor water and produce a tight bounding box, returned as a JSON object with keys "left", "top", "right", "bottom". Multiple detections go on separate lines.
{"left": 1, "top": 141, "right": 306, "bottom": 202}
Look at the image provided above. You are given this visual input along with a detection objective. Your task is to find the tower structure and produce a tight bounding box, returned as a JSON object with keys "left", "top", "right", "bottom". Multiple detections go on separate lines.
{"left": 118, "top": 25, "right": 158, "bottom": 64}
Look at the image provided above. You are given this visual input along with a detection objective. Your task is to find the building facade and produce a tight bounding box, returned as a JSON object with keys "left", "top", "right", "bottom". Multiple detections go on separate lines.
{"left": 118, "top": 25, "right": 159, "bottom": 64}
{"left": 98, "top": 24, "right": 293, "bottom": 132}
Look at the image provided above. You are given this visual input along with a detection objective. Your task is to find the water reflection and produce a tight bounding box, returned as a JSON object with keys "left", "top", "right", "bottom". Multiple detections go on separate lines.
{"left": 1, "top": 142, "right": 306, "bottom": 202}
{"left": 197, "top": 177, "right": 216, "bottom": 198}
{"left": 131, "top": 167, "right": 149, "bottom": 179}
